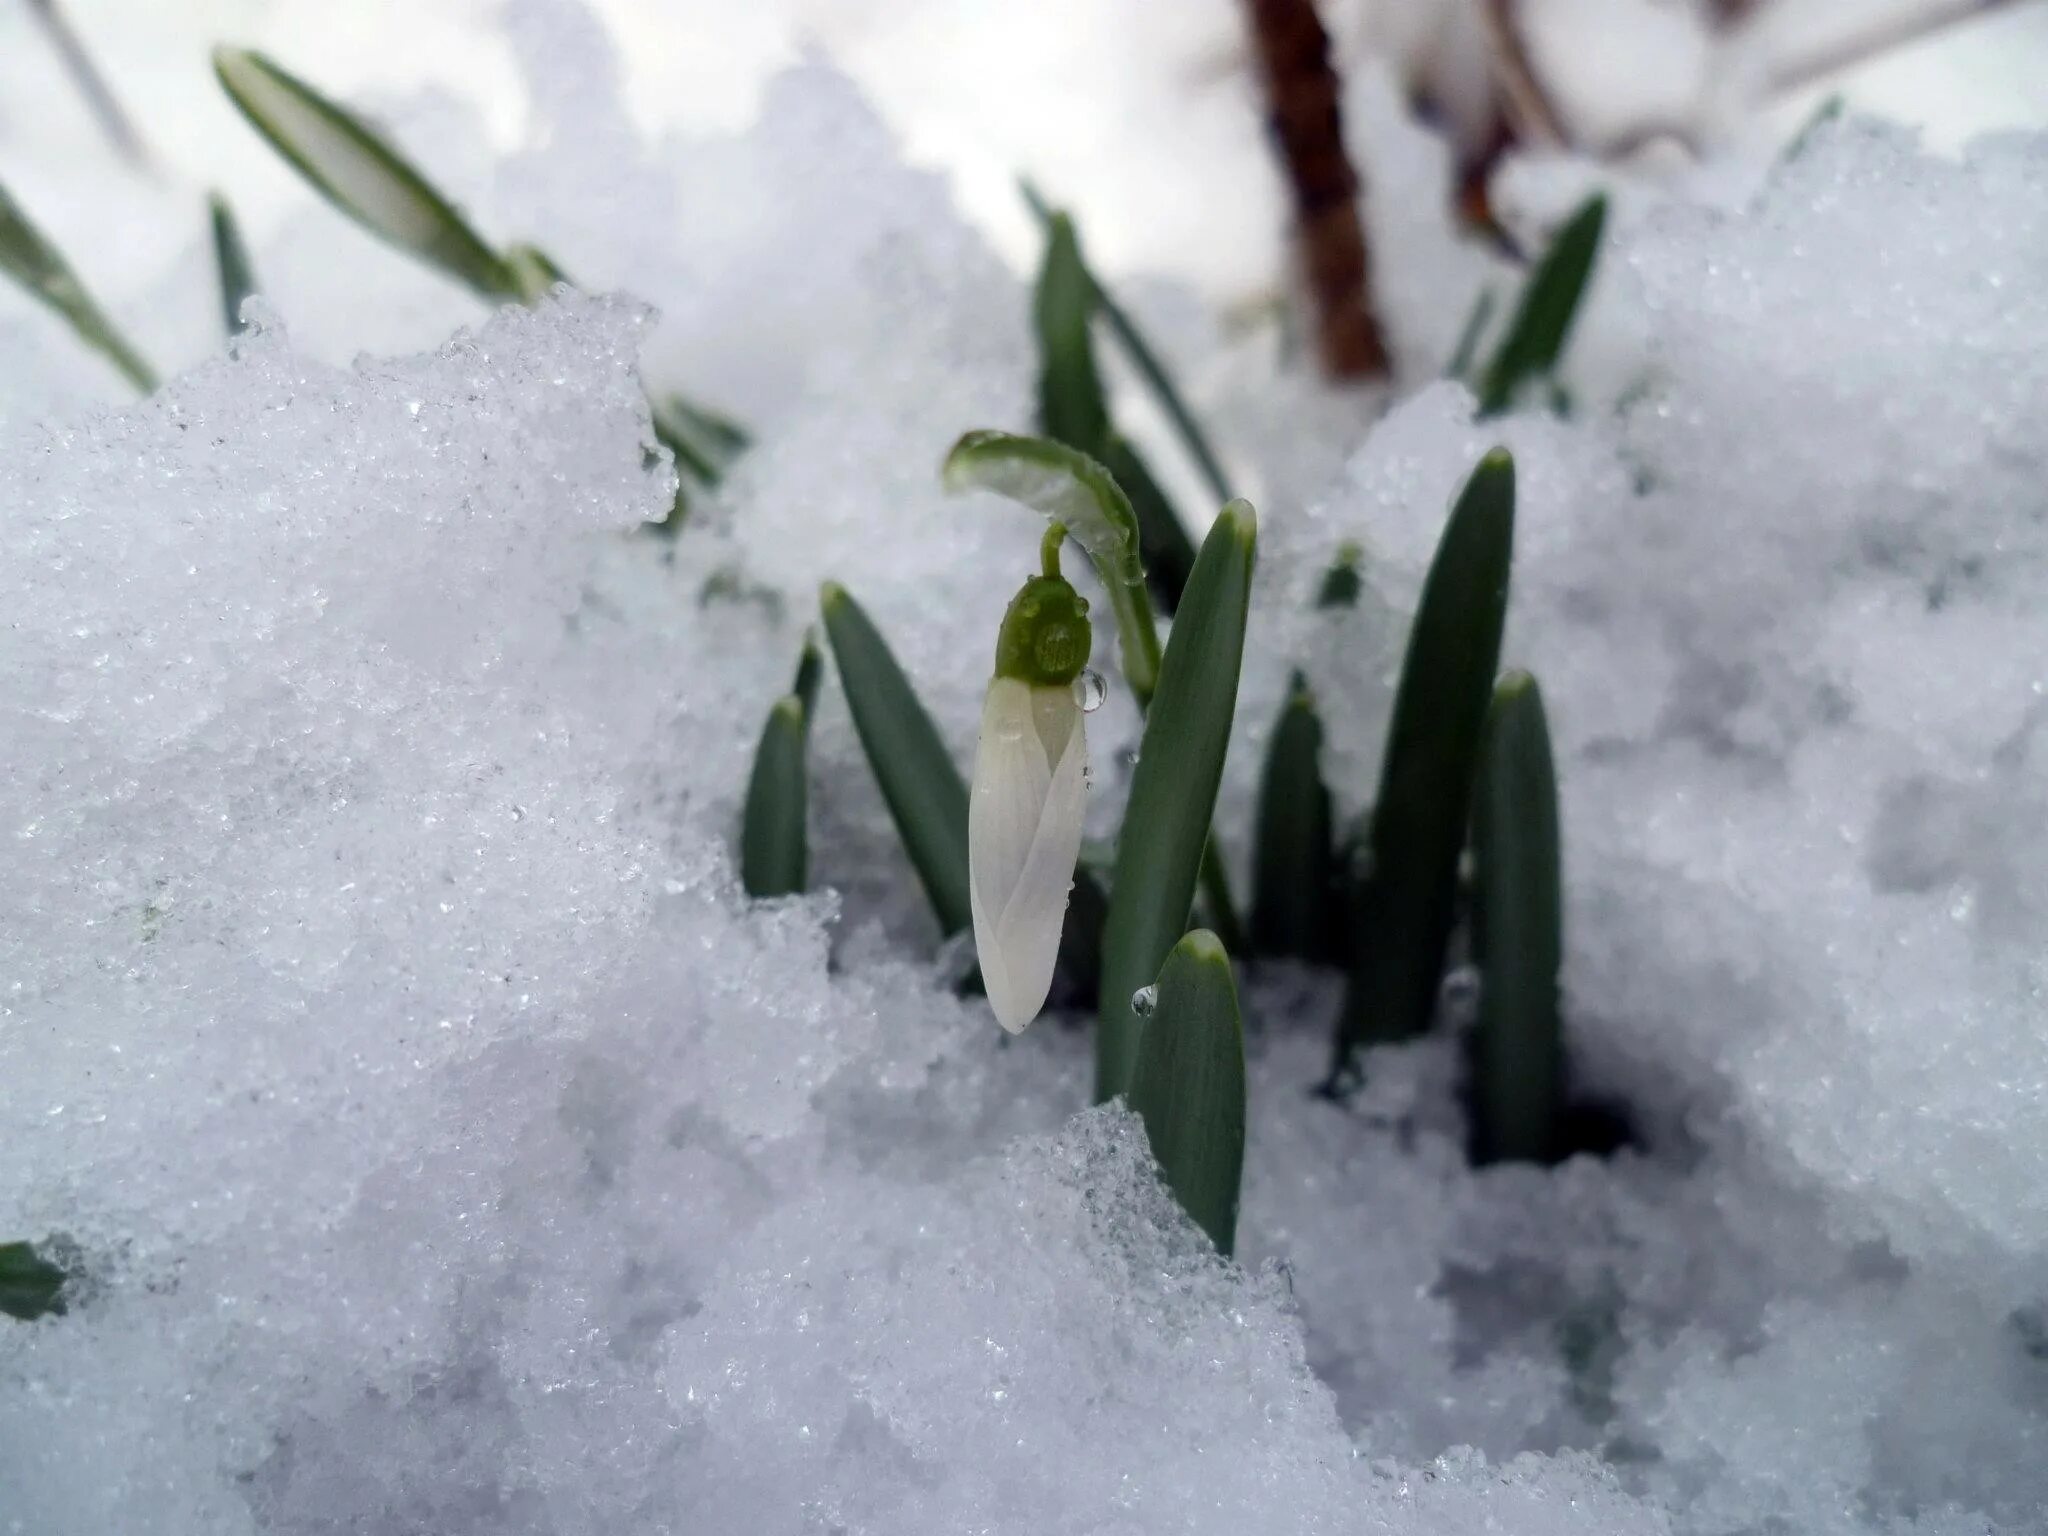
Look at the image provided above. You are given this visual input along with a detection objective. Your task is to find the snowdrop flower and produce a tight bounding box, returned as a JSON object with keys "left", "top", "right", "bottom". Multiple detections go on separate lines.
{"left": 970, "top": 527, "right": 1093, "bottom": 1033}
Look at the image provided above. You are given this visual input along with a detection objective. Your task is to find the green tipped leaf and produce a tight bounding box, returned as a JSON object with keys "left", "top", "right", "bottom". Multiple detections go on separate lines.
{"left": 503, "top": 240, "right": 571, "bottom": 303}
{"left": 1022, "top": 180, "right": 1233, "bottom": 506}
{"left": 1337, "top": 450, "right": 1514, "bottom": 1070}
{"left": 1098, "top": 500, "right": 1257, "bottom": 1100}
{"left": 214, "top": 47, "right": 517, "bottom": 301}
{"left": 1470, "top": 672, "right": 1564, "bottom": 1165}
{"left": 208, "top": 190, "right": 259, "bottom": 338}
{"left": 1476, "top": 194, "right": 1606, "bottom": 417}
{"left": 943, "top": 430, "right": 1162, "bottom": 702}
{"left": 1034, "top": 211, "right": 1110, "bottom": 453}
{"left": 0, "top": 1240, "right": 68, "bottom": 1322}
{"left": 790, "top": 627, "right": 824, "bottom": 717}
{"left": 1127, "top": 930, "right": 1246, "bottom": 1255}
{"left": 741, "top": 696, "right": 810, "bottom": 898}
{"left": 0, "top": 180, "right": 156, "bottom": 391}
{"left": 1252, "top": 676, "right": 1335, "bottom": 961}
{"left": 1446, "top": 285, "right": 1496, "bottom": 381}
{"left": 820, "top": 583, "right": 971, "bottom": 935}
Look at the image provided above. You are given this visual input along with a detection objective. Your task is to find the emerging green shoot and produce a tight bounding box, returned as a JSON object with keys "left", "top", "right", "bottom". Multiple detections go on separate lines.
{"left": 1099, "top": 501, "right": 1257, "bottom": 1101}
{"left": 1469, "top": 671, "right": 1565, "bottom": 1165}
{"left": 1316, "top": 541, "right": 1364, "bottom": 610}
{"left": 0, "top": 179, "right": 157, "bottom": 391}
{"left": 1335, "top": 450, "right": 1514, "bottom": 1075}
{"left": 1127, "top": 929, "right": 1247, "bottom": 1255}
{"left": 208, "top": 190, "right": 259, "bottom": 338}
{"left": 1476, "top": 195, "right": 1606, "bottom": 418}
{"left": 1252, "top": 675, "right": 1335, "bottom": 962}
{"left": 0, "top": 1240, "right": 68, "bottom": 1322}
{"left": 820, "top": 583, "right": 972, "bottom": 935}
{"left": 740, "top": 633, "right": 822, "bottom": 899}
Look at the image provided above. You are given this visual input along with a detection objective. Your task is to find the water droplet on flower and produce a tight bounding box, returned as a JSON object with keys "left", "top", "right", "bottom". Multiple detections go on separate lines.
{"left": 1071, "top": 670, "right": 1106, "bottom": 712}
{"left": 1130, "top": 984, "right": 1158, "bottom": 1017}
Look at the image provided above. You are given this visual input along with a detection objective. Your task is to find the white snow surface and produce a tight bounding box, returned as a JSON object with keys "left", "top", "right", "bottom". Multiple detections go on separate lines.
{"left": 5, "top": 18, "right": 2048, "bottom": 1536}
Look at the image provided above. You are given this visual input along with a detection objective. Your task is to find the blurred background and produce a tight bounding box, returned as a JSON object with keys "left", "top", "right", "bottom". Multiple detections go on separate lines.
{"left": 2, "top": 0, "right": 2045, "bottom": 394}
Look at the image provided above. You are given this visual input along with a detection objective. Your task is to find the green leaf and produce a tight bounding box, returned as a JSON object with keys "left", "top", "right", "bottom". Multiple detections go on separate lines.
{"left": 1098, "top": 433, "right": 1198, "bottom": 615}
{"left": 208, "top": 189, "right": 259, "bottom": 338}
{"left": 1446, "top": 285, "right": 1496, "bottom": 381}
{"left": 1780, "top": 94, "right": 1844, "bottom": 166}
{"left": 790, "top": 625, "right": 823, "bottom": 717}
{"left": 819, "top": 582, "right": 972, "bottom": 935}
{"left": 0, "top": 179, "right": 156, "bottom": 391}
{"left": 1033, "top": 211, "right": 1110, "bottom": 454}
{"left": 943, "top": 429, "right": 1162, "bottom": 703}
{"left": 1469, "top": 671, "right": 1564, "bottom": 1165}
{"left": 741, "top": 696, "right": 809, "bottom": 898}
{"left": 1252, "top": 674, "right": 1334, "bottom": 961}
{"left": 1098, "top": 500, "right": 1257, "bottom": 1100}
{"left": 502, "top": 240, "right": 571, "bottom": 304}
{"left": 1316, "top": 541, "right": 1364, "bottom": 610}
{"left": 1127, "top": 929, "right": 1246, "bottom": 1255}
{"left": 1476, "top": 195, "right": 1606, "bottom": 418}
{"left": 0, "top": 1240, "right": 68, "bottom": 1322}
{"left": 1335, "top": 449, "right": 1514, "bottom": 1072}
{"left": 213, "top": 47, "right": 518, "bottom": 302}
{"left": 1021, "top": 179, "right": 1233, "bottom": 506}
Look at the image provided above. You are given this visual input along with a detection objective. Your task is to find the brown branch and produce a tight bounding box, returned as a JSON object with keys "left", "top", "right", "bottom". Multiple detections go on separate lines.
{"left": 1762, "top": 0, "right": 2036, "bottom": 97}
{"left": 1239, "top": 0, "right": 1388, "bottom": 380}
{"left": 1481, "top": 0, "right": 1568, "bottom": 148}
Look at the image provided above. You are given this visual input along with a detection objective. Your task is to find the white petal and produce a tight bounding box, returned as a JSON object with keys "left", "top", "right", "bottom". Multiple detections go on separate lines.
{"left": 970, "top": 679, "right": 1052, "bottom": 931}
{"left": 970, "top": 683, "right": 1087, "bottom": 1033}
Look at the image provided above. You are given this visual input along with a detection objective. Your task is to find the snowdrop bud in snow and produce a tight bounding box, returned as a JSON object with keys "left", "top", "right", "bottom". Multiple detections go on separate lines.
{"left": 970, "top": 535, "right": 1093, "bottom": 1033}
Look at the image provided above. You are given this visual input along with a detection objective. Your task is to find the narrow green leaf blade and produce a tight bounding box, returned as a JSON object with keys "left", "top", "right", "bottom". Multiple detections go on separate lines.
{"left": 741, "top": 696, "right": 810, "bottom": 899}
{"left": 1316, "top": 541, "right": 1364, "bottom": 610}
{"left": 1021, "top": 179, "right": 1234, "bottom": 506}
{"left": 1252, "top": 675, "right": 1334, "bottom": 961}
{"left": 0, "top": 1240, "right": 68, "bottom": 1322}
{"left": 1034, "top": 211, "right": 1110, "bottom": 454}
{"left": 0, "top": 179, "right": 156, "bottom": 391}
{"left": 1336, "top": 449, "right": 1514, "bottom": 1070}
{"left": 1128, "top": 929, "right": 1246, "bottom": 1255}
{"left": 790, "top": 627, "right": 823, "bottom": 717}
{"left": 820, "top": 583, "right": 972, "bottom": 935}
{"left": 1476, "top": 195, "right": 1606, "bottom": 417}
{"left": 213, "top": 47, "right": 517, "bottom": 302}
{"left": 1470, "top": 671, "right": 1564, "bottom": 1164}
{"left": 1099, "top": 433, "right": 1197, "bottom": 614}
{"left": 208, "top": 189, "right": 258, "bottom": 338}
{"left": 943, "top": 429, "right": 1162, "bottom": 701}
{"left": 1446, "top": 285, "right": 1496, "bottom": 381}
{"left": 1098, "top": 500, "right": 1257, "bottom": 1100}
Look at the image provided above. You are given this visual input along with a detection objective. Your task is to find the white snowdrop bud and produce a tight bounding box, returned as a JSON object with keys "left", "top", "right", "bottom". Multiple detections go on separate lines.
{"left": 969, "top": 534, "right": 1093, "bottom": 1033}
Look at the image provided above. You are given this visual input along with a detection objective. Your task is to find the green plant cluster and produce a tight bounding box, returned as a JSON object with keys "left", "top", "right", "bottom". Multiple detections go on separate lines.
{"left": 0, "top": 49, "right": 1607, "bottom": 1288}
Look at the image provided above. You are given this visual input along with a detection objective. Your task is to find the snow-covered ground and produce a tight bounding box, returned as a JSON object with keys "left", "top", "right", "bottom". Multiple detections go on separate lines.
{"left": 6, "top": 3, "right": 2048, "bottom": 1533}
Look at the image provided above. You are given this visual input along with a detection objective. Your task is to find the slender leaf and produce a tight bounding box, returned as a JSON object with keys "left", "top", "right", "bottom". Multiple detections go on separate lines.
{"left": 1781, "top": 94, "right": 1844, "bottom": 166}
{"left": 214, "top": 47, "right": 518, "bottom": 301}
{"left": 0, "top": 1240, "right": 68, "bottom": 1322}
{"left": 1469, "top": 671, "right": 1564, "bottom": 1164}
{"left": 0, "top": 180, "right": 156, "bottom": 390}
{"left": 208, "top": 190, "right": 258, "bottom": 338}
{"left": 790, "top": 627, "right": 823, "bottom": 717}
{"left": 1476, "top": 195, "right": 1606, "bottom": 417}
{"left": 1034, "top": 211, "right": 1110, "bottom": 454}
{"left": 1316, "top": 541, "right": 1364, "bottom": 610}
{"left": 1127, "top": 929, "right": 1246, "bottom": 1255}
{"left": 1098, "top": 501, "right": 1257, "bottom": 1100}
{"left": 503, "top": 240, "right": 571, "bottom": 303}
{"left": 1335, "top": 450, "right": 1514, "bottom": 1073}
{"left": 820, "top": 583, "right": 971, "bottom": 935}
{"left": 741, "top": 697, "right": 809, "bottom": 898}
{"left": 943, "top": 430, "right": 1162, "bottom": 703}
{"left": 29, "top": 0, "right": 149, "bottom": 166}
{"left": 1446, "top": 286, "right": 1496, "bottom": 381}
{"left": 1022, "top": 179, "right": 1233, "bottom": 505}
{"left": 1099, "top": 433, "right": 1198, "bottom": 614}
{"left": 1252, "top": 675, "right": 1334, "bottom": 961}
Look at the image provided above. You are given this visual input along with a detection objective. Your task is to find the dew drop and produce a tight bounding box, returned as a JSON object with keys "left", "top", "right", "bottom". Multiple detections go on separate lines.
{"left": 1071, "top": 669, "right": 1107, "bottom": 713}
{"left": 1130, "top": 984, "right": 1158, "bottom": 1017}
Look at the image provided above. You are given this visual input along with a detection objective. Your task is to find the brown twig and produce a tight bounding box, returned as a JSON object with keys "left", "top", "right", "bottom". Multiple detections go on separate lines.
{"left": 1760, "top": 0, "right": 2036, "bottom": 97}
{"left": 1239, "top": 0, "right": 1388, "bottom": 380}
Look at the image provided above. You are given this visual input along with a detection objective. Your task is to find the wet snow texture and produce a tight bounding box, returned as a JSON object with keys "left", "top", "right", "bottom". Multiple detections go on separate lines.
{"left": 5, "top": 27, "right": 2048, "bottom": 1536}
